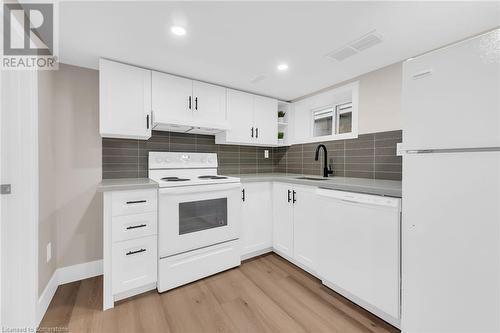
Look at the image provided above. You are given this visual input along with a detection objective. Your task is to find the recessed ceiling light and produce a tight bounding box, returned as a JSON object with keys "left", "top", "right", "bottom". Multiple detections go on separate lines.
{"left": 171, "top": 26, "right": 186, "bottom": 36}
{"left": 277, "top": 63, "right": 288, "bottom": 71}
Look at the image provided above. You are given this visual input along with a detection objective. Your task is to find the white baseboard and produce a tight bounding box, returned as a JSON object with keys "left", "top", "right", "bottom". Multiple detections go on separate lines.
{"left": 37, "top": 271, "right": 59, "bottom": 326}
{"left": 37, "top": 259, "right": 103, "bottom": 326}
{"left": 58, "top": 259, "right": 103, "bottom": 285}
{"left": 241, "top": 247, "right": 273, "bottom": 261}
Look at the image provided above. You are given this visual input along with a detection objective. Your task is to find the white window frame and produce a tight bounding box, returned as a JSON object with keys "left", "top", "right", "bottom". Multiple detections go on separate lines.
{"left": 301, "top": 82, "right": 358, "bottom": 144}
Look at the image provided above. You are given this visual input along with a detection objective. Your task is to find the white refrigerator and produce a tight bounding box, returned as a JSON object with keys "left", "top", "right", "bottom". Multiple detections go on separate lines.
{"left": 401, "top": 29, "right": 500, "bottom": 332}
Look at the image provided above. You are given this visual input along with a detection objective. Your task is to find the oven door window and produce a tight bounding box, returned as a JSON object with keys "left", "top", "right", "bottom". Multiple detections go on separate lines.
{"left": 179, "top": 198, "right": 228, "bottom": 235}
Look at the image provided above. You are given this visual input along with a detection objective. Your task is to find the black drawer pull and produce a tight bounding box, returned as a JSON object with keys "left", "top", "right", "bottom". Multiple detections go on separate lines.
{"left": 126, "top": 248, "right": 146, "bottom": 256}
{"left": 126, "top": 224, "right": 147, "bottom": 230}
{"left": 126, "top": 200, "right": 146, "bottom": 205}
{"left": 287, "top": 189, "right": 291, "bottom": 203}
{"left": 292, "top": 190, "right": 297, "bottom": 204}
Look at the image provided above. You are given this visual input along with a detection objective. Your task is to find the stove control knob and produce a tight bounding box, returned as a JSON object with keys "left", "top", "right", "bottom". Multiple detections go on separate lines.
{"left": 156, "top": 157, "right": 163, "bottom": 163}
{"left": 207, "top": 157, "right": 214, "bottom": 163}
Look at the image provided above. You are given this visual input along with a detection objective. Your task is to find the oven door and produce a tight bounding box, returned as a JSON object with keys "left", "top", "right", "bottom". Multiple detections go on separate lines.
{"left": 158, "top": 183, "right": 241, "bottom": 258}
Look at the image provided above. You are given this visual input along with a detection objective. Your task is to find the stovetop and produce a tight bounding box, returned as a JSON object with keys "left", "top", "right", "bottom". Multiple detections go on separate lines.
{"left": 148, "top": 152, "right": 240, "bottom": 188}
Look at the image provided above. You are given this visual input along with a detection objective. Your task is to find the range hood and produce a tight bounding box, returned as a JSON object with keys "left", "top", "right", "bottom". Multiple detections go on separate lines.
{"left": 153, "top": 117, "right": 231, "bottom": 135}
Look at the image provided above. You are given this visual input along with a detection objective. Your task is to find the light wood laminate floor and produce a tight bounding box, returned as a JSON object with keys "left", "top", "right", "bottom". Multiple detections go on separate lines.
{"left": 40, "top": 253, "right": 399, "bottom": 333}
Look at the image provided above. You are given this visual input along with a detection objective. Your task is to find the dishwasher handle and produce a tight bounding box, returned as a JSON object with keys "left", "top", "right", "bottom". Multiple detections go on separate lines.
{"left": 316, "top": 188, "right": 400, "bottom": 208}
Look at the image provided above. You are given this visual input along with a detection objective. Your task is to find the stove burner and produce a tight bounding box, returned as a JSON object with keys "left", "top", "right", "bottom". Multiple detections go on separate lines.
{"left": 198, "top": 175, "right": 228, "bottom": 180}
{"left": 161, "top": 177, "right": 190, "bottom": 182}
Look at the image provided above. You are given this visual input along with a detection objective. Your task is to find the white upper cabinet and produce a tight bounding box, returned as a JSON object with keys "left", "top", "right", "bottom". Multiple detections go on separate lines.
{"left": 216, "top": 89, "right": 278, "bottom": 146}
{"left": 152, "top": 71, "right": 228, "bottom": 132}
{"left": 254, "top": 95, "right": 278, "bottom": 145}
{"left": 152, "top": 71, "right": 192, "bottom": 125}
{"left": 192, "top": 81, "right": 227, "bottom": 126}
{"left": 99, "top": 59, "right": 152, "bottom": 140}
{"left": 223, "top": 89, "right": 255, "bottom": 143}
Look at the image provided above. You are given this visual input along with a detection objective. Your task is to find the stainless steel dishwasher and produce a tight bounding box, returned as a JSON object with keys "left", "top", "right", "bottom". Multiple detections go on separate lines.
{"left": 316, "top": 188, "right": 402, "bottom": 328}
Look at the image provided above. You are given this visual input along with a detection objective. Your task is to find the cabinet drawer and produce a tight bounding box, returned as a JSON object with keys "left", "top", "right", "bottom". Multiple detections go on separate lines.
{"left": 112, "top": 189, "right": 157, "bottom": 217}
{"left": 112, "top": 235, "right": 157, "bottom": 295}
{"left": 112, "top": 212, "right": 157, "bottom": 242}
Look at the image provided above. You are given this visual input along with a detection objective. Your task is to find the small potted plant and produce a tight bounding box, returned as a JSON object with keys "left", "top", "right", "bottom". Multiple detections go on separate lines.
{"left": 278, "top": 111, "right": 286, "bottom": 121}
{"left": 278, "top": 131, "right": 284, "bottom": 144}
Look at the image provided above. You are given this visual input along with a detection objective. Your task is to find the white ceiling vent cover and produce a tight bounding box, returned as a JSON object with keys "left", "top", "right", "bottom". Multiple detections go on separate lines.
{"left": 351, "top": 32, "right": 383, "bottom": 51}
{"left": 326, "top": 30, "right": 383, "bottom": 61}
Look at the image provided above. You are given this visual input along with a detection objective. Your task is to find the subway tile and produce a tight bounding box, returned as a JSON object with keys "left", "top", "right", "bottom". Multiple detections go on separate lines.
{"left": 344, "top": 170, "right": 374, "bottom": 179}
{"left": 375, "top": 138, "right": 402, "bottom": 148}
{"left": 375, "top": 171, "right": 402, "bottom": 181}
{"left": 102, "top": 155, "right": 138, "bottom": 164}
{"left": 374, "top": 130, "right": 402, "bottom": 140}
{"left": 102, "top": 147, "right": 138, "bottom": 156}
{"left": 375, "top": 155, "right": 402, "bottom": 164}
{"left": 170, "top": 132, "right": 196, "bottom": 145}
{"left": 345, "top": 140, "right": 374, "bottom": 150}
{"left": 345, "top": 163, "right": 374, "bottom": 172}
{"left": 345, "top": 148, "right": 375, "bottom": 157}
{"left": 333, "top": 170, "right": 345, "bottom": 177}
{"left": 103, "top": 163, "right": 138, "bottom": 172}
{"left": 103, "top": 171, "right": 139, "bottom": 179}
{"left": 345, "top": 156, "right": 374, "bottom": 164}
{"left": 375, "top": 163, "right": 403, "bottom": 173}
{"left": 375, "top": 147, "right": 397, "bottom": 156}
{"left": 240, "top": 166, "right": 257, "bottom": 174}
{"left": 102, "top": 138, "right": 138, "bottom": 149}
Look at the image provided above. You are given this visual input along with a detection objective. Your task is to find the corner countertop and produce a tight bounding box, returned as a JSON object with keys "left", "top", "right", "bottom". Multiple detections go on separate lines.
{"left": 232, "top": 173, "right": 402, "bottom": 198}
{"left": 97, "top": 178, "right": 159, "bottom": 192}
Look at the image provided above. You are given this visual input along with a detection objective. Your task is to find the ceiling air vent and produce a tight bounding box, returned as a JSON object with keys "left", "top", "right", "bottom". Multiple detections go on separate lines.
{"left": 326, "top": 30, "right": 383, "bottom": 61}
{"left": 327, "top": 47, "right": 357, "bottom": 61}
{"left": 250, "top": 74, "right": 267, "bottom": 84}
{"left": 351, "top": 32, "right": 383, "bottom": 51}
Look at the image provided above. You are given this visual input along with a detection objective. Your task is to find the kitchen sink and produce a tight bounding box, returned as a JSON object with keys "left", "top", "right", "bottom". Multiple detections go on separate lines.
{"left": 295, "top": 177, "right": 329, "bottom": 181}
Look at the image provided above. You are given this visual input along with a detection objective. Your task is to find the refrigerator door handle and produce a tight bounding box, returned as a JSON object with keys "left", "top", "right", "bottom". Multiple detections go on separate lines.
{"left": 403, "top": 147, "right": 500, "bottom": 154}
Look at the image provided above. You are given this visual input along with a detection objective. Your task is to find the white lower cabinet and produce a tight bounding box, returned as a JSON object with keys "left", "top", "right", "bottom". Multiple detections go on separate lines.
{"left": 112, "top": 235, "right": 157, "bottom": 295}
{"left": 103, "top": 188, "right": 158, "bottom": 310}
{"left": 240, "top": 182, "right": 273, "bottom": 258}
{"left": 272, "top": 183, "right": 319, "bottom": 273}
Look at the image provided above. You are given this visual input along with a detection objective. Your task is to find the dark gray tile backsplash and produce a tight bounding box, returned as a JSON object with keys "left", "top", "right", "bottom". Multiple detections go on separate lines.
{"left": 102, "top": 130, "right": 402, "bottom": 180}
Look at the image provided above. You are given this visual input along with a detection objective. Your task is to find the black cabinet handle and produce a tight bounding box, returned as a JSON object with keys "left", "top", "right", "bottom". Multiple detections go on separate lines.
{"left": 292, "top": 190, "right": 297, "bottom": 204}
{"left": 251, "top": 127, "right": 254, "bottom": 138}
{"left": 126, "top": 200, "right": 146, "bottom": 205}
{"left": 195, "top": 97, "right": 198, "bottom": 110}
{"left": 287, "top": 189, "right": 291, "bottom": 203}
{"left": 188, "top": 96, "right": 192, "bottom": 109}
{"left": 126, "top": 224, "right": 147, "bottom": 230}
{"left": 146, "top": 114, "right": 150, "bottom": 129}
{"left": 256, "top": 127, "right": 259, "bottom": 138}
{"left": 126, "top": 248, "right": 146, "bottom": 256}
{"left": 242, "top": 189, "right": 245, "bottom": 202}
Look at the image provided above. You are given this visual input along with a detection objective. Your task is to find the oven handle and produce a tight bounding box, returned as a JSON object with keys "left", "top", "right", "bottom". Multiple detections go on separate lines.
{"left": 159, "top": 183, "right": 242, "bottom": 195}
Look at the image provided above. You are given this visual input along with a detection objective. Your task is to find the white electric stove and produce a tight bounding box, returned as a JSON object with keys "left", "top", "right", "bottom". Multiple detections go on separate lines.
{"left": 148, "top": 152, "right": 242, "bottom": 292}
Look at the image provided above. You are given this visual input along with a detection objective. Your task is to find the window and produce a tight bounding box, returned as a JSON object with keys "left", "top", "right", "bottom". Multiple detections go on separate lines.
{"left": 312, "top": 102, "right": 353, "bottom": 137}
{"left": 336, "top": 102, "right": 352, "bottom": 134}
{"left": 313, "top": 107, "right": 333, "bottom": 137}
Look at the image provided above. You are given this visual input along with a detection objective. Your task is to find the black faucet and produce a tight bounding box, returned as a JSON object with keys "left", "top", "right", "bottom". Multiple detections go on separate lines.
{"left": 315, "top": 144, "right": 334, "bottom": 178}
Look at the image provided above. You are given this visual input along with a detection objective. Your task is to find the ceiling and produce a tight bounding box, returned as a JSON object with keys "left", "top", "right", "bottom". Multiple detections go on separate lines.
{"left": 59, "top": 1, "right": 499, "bottom": 101}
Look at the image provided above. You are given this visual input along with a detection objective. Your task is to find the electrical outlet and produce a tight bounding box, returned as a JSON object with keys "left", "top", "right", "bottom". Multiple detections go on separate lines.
{"left": 264, "top": 150, "right": 269, "bottom": 158}
{"left": 46, "top": 242, "right": 52, "bottom": 263}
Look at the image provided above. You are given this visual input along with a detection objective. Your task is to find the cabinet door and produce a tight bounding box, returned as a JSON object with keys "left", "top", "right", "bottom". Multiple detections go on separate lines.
{"left": 254, "top": 95, "right": 278, "bottom": 145}
{"left": 152, "top": 71, "right": 193, "bottom": 124}
{"left": 292, "top": 186, "right": 318, "bottom": 271}
{"left": 225, "top": 89, "right": 255, "bottom": 144}
{"left": 291, "top": 99, "right": 312, "bottom": 143}
{"left": 99, "top": 59, "right": 152, "bottom": 139}
{"left": 272, "top": 182, "right": 293, "bottom": 257}
{"left": 192, "top": 81, "right": 226, "bottom": 126}
{"left": 241, "top": 182, "right": 273, "bottom": 257}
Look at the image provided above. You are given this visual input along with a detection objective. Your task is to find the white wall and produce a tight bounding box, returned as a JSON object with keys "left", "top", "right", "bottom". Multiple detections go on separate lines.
{"left": 293, "top": 62, "right": 402, "bottom": 135}
{"left": 37, "top": 64, "right": 102, "bottom": 297}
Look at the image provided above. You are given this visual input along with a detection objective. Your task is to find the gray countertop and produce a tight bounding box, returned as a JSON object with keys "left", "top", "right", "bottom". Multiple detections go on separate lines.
{"left": 97, "top": 178, "right": 158, "bottom": 192}
{"left": 233, "top": 173, "right": 402, "bottom": 197}
{"left": 96, "top": 174, "right": 401, "bottom": 197}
